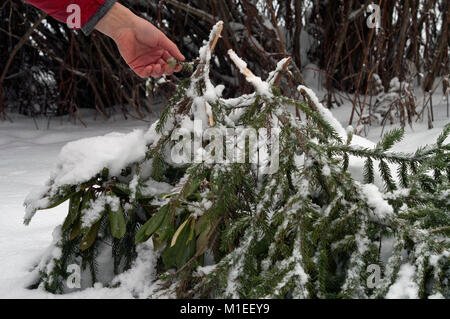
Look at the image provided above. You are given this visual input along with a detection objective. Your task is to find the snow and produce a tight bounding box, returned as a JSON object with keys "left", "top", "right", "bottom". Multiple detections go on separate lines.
{"left": 298, "top": 85, "right": 347, "bottom": 138}
{"left": 227, "top": 49, "right": 248, "bottom": 70}
{"left": 195, "top": 265, "right": 217, "bottom": 276}
{"left": 139, "top": 179, "right": 173, "bottom": 196}
{"left": 0, "top": 78, "right": 448, "bottom": 298}
{"left": 386, "top": 263, "right": 419, "bottom": 299}
{"left": 110, "top": 241, "right": 160, "bottom": 298}
{"left": 228, "top": 49, "right": 272, "bottom": 97}
{"left": 50, "top": 129, "right": 149, "bottom": 186}
{"left": 81, "top": 194, "right": 120, "bottom": 229}
{"left": 360, "top": 183, "right": 394, "bottom": 221}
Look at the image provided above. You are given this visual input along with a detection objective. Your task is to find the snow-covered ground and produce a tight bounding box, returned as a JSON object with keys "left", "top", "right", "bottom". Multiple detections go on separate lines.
{"left": 0, "top": 92, "right": 448, "bottom": 298}
{"left": 0, "top": 111, "right": 153, "bottom": 298}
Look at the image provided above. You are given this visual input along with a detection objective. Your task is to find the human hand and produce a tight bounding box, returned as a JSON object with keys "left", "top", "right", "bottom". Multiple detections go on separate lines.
{"left": 95, "top": 3, "right": 185, "bottom": 78}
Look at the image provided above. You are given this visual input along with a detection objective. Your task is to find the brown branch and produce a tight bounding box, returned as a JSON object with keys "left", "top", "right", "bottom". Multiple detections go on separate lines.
{"left": 266, "top": 0, "right": 287, "bottom": 57}
{"left": 429, "top": 226, "right": 450, "bottom": 233}
{"left": 349, "top": 0, "right": 383, "bottom": 125}
{"left": 165, "top": 0, "right": 215, "bottom": 24}
{"left": 0, "top": 14, "right": 47, "bottom": 119}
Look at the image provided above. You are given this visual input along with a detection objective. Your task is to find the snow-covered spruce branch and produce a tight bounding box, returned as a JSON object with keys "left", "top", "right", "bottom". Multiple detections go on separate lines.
{"left": 23, "top": 22, "right": 449, "bottom": 299}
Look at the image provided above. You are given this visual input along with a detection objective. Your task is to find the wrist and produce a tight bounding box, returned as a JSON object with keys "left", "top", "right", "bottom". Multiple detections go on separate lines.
{"left": 95, "top": 3, "right": 135, "bottom": 40}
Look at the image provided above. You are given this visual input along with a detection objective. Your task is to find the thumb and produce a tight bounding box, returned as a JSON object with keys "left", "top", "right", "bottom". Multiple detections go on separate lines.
{"left": 158, "top": 34, "right": 185, "bottom": 62}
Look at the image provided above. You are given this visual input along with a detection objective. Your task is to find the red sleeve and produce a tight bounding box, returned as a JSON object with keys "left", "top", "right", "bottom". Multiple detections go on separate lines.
{"left": 23, "top": 0, "right": 106, "bottom": 28}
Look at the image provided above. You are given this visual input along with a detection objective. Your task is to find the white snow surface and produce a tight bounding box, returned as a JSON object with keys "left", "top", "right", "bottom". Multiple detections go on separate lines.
{"left": 0, "top": 82, "right": 448, "bottom": 298}
{"left": 386, "top": 263, "right": 419, "bottom": 299}
{"left": 52, "top": 129, "right": 149, "bottom": 186}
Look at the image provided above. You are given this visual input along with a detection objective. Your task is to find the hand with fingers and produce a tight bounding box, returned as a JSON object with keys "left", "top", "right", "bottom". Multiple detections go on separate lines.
{"left": 95, "top": 3, "right": 185, "bottom": 78}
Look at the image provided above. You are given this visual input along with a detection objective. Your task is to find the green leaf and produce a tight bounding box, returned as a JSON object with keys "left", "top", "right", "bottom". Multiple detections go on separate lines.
{"left": 162, "top": 218, "right": 196, "bottom": 269}
{"left": 101, "top": 167, "right": 109, "bottom": 180}
{"left": 42, "top": 186, "right": 78, "bottom": 211}
{"left": 194, "top": 213, "right": 211, "bottom": 236}
{"left": 377, "top": 128, "right": 404, "bottom": 151}
{"left": 171, "top": 216, "right": 192, "bottom": 247}
{"left": 80, "top": 219, "right": 102, "bottom": 251}
{"left": 62, "top": 191, "right": 83, "bottom": 232}
{"left": 152, "top": 210, "right": 175, "bottom": 249}
{"left": 70, "top": 217, "right": 81, "bottom": 240}
{"left": 135, "top": 223, "right": 150, "bottom": 244}
{"left": 196, "top": 224, "right": 212, "bottom": 256}
{"left": 134, "top": 205, "right": 169, "bottom": 243}
{"left": 182, "top": 178, "right": 202, "bottom": 199}
{"left": 110, "top": 182, "right": 131, "bottom": 196}
{"left": 108, "top": 203, "right": 126, "bottom": 239}
{"left": 363, "top": 158, "right": 374, "bottom": 184}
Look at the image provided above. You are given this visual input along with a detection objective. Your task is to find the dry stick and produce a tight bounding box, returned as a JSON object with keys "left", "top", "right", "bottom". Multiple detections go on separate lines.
{"left": 228, "top": 51, "right": 256, "bottom": 79}
{"left": 273, "top": 57, "right": 292, "bottom": 87}
{"left": 209, "top": 22, "right": 223, "bottom": 53}
{"left": 0, "top": 14, "right": 47, "bottom": 119}
{"left": 266, "top": 0, "right": 287, "bottom": 57}
{"left": 327, "top": 0, "right": 355, "bottom": 107}
{"left": 202, "top": 22, "right": 223, "bottom": 127}
{"left": 165, "top": 0, "right": 215, "bottom": 24}
{"left": 356, "top": 66, "right": 377, "bottom": 129}
{"left": 349, "top": 0, "right": 383, "bottom": 126}
{"left": 264, "top": 1, "right": 304, "bottom": 119}
{"left": 445, "top": 88, "right": 450, "bottom": 117}
{"left": 429, "top": 226, "right": 450, "bottom": 233}
{"left": 52, "top": 55, "right": 109, "bottom": 119}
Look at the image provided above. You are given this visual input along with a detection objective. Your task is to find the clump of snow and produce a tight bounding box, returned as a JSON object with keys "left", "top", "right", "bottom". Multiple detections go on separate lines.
{"left": 195, "top": 265, "right": 217, "bottom": 277}
{"left": 268, "top": 57, "right": 291, "bottom": 85}
{"left": 81, "top": 195, "right": 120, "bottom": 229}
{"left": 187, "top": 21, "right": 226, "bottom": 127}
{"left": 227, "top": 49, "right": 248, "bottom": 70}
{"left": 386, "top": 263, "right": 419, "bottom": 299}
{"left": 360, "top": 183, "right": 394, "bottom": 221}
{"left": 139, "top": 180, "right": 173, "bottom": 196}
{"left": 111, "top": 241, "right": 159, "bottom": 298}
{"left": 23, "top": 185, "right": 53, "bottom": 223}
{"left": 322, "top": 164, "right": 331, "bottom": 176}
{"left": 51, "top": 130, "right": 149, "bottom": 186}
{"left": 129, "top": 175, "right": 139, "bottom": 201}
{"left": 228, "top": 49, "right": 272, "bottom": 97}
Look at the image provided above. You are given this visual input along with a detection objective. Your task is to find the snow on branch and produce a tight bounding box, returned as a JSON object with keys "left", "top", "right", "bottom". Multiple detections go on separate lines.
{"left": 267, "top": 57, "right": 292, "bottom": 86}
{"left": 298, "top": 85, "right": 347, "bottom": 138}
{"left": 191, "top": 21, "right": 224, "bottom": 127}
{"left": 227, "top": 49, "right": 272, "bottom": 97}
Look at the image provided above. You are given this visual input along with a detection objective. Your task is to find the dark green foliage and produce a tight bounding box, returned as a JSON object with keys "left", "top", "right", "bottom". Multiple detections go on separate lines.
{"left": 24, "top": 25, "right": 449, "bottom": 299}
